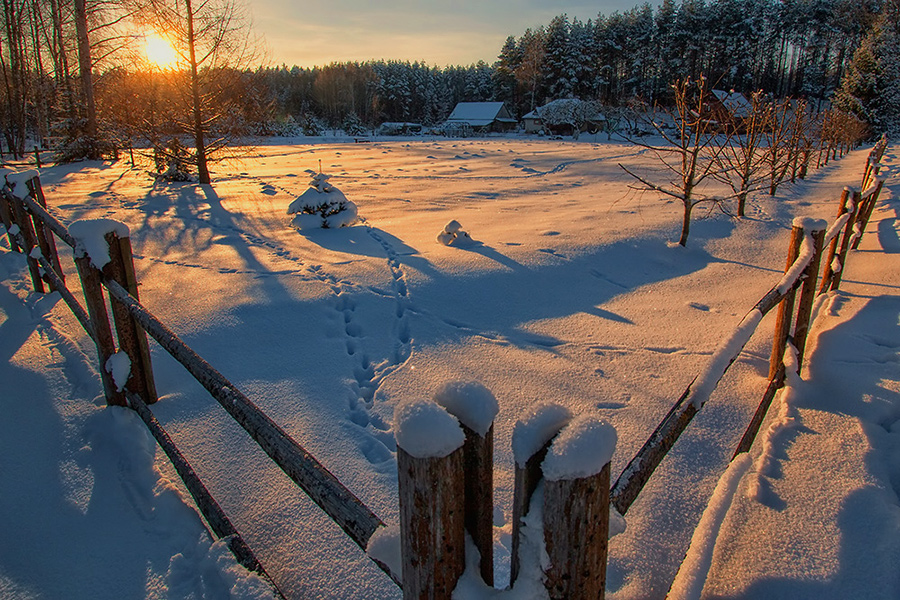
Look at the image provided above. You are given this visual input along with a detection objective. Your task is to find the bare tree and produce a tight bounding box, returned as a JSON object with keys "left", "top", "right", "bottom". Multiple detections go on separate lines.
{"left": 712, "top": 91, "right": 771, "bottom": 217}
{"left": 132, "top": 0, "right": 257, "bottom": 184}
{"left": 619, "top": 77, "right": 730, "bottom": 247}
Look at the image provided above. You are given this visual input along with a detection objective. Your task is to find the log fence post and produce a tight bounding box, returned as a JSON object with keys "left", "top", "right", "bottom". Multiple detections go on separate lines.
{"left": 74, "top": 253, "right": 125, "bottom": 406}
{"left": 541, "top": 416, "right": 616, "bottom": 600}
{"left": 510, "top": 403, "right": 573, "bottom": 586}
{"left": 8, "top": 192, "right": 45, "bottom": 293}
{"left": 26, "top": 177, "right": 64, "bottom": 287}
{"left": 819, "top": 188, "right": 851, "bottom": 294}
{"left": 104, "top": 230, "right": 158, "bottom": 404}
{"left": 769, "top": 225, "right": 804, "bottom": 380}
{"left": 434, "top": 381, "right": 498, "bottom": 586}
{"left": 829, "top": 190, "right": 863, "bottom": 292}
{"left": 792, "top": 224, "right": 826, "bottom": 367}
{"left": 851, "top": 179, "right": 884, "bottom": 251}
{"left": 0, "top": 191, "right": 20, "bottom": 252}
{"left": 395, "top": 400, "right": 467, "bottom": 599}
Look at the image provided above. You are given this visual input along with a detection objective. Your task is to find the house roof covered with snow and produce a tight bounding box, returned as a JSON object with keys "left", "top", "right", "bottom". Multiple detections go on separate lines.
{"left": 712, "top": 90, "right": 753, "bottom": 118}
{"left": 446, "top": 102, "right": 517, "bottom": 127}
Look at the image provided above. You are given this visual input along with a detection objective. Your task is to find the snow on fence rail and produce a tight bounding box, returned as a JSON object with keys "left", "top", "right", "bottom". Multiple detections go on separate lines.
{"left": 0, "top": 136, "right": 889, "bottom": 599}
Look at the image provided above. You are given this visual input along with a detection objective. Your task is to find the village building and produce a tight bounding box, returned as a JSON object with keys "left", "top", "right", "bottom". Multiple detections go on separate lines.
{"left": 443, "top": 102, "right": 518, "bottom": 136}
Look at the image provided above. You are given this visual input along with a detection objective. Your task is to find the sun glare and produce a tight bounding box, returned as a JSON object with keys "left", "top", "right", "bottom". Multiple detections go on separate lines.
{"left": 144, "top": 33, "right": 178, "bottom": 69}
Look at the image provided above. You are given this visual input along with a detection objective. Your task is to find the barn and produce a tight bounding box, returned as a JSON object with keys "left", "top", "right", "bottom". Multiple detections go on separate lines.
{"left": 443, "top": 102, "right": 518, "bottom": 136}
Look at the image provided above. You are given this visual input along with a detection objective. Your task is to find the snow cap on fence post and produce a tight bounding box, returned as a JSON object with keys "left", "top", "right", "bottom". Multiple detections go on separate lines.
{"left": 433, "top": 380, "right": 498, "bottom": 585}
{"left": 394, "top": 399, "right": 466, "bottom": 599}
{"left": 541, "top": 414, "right": 617, "bottom": 600}
{"left": 69, "top": 219, "right": 130, "bottom": 269}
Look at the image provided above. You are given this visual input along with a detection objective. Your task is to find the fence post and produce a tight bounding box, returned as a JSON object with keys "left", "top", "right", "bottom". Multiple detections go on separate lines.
{"left": 830, "top": 190, "right": 863, "bottom": 292}
{"left": 819, "top": 188, "right": 851, "bottom": 294}
{"left": 434, "top": 381, "right": 498, "bottom": 586}
{"left": 104, "top": 230, "right": 158, "bottom": 404}
{"left": 0, "top": 191, "right": 22, "bottom": 252}
{"left": 26, "top": 177, "right": 64, "bottom": 287}
{"left": 8, "top": 192, "right": 45, "bottom": 293}
{"left": 74, "top": 253, "right": 126, "bottom": 406}
{"left": 541, "top": 416, "right": 616, "bottom": 600}
{"left": 510, "top": 403, "right": 573, "bottom": 586}
{"left": 792, "top": 224, "right": 826, "bottom": 368}
{"left": 851, "top": 179, "right": 884, "bottom": 251}
{"left": 395, "top": 400, "right": 466, "bottom": 599}
{"left": 769, "top": 225, "right": 804, "bottom": 379}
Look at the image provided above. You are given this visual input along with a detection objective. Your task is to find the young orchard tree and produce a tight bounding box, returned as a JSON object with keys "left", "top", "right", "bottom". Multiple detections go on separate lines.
{"left": 712, "top": 91, "right": 772, "bottom": 217}
{"left": 132, "top": 0, "right": 257, "bottom": 184}
{"left": 618, "top": 77, "right": 730, "bottom": 247}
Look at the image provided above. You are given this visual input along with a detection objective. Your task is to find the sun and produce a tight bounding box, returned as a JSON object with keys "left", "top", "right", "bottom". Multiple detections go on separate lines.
{"left": 144, "top": 32, "right": 178, "bottom": 69}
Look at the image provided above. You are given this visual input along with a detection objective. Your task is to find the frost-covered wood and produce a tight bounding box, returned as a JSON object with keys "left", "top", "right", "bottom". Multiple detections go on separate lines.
{"left": 793, "top": 227, "right": 826, "bottom": 367}
{"left": 819, "top": 188, "right": 853, "bottom": 294}
{"left": 828, "top": 190, "right": 863, "bottom": 292}
{"left": 397, "top": 445, "right": 466, "bottom": 600}
{"left": 851, "top": 179, "right": 884, "bottom": 251}
{"left": 7, "top": 191, "right": 44, "bottom": 292}
{"left": 770, "top": 226, "right": 804, "bottom": 379}
{"left": 26, "top": 177, "right": 64, "bottom": 289}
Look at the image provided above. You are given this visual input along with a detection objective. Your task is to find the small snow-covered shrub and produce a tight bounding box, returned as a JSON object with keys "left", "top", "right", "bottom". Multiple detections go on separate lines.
{"left": 287, "top": 170, "right": 359, "bottom": 230}
{"left": 155, "top": 139, "right": 194, "bottom": 182}
{"left": 436, "top": 220, "right": 474, "bottom": 246}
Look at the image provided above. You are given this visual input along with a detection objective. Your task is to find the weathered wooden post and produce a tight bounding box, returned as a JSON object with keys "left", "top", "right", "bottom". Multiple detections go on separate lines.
{"left": 434, "top": 381, "right": 499, "bottom": 586}
{"left": 70, "top": 220, "right": 128, "bottom": 407}
{"left": 103, "top": 229, "right": 158, "bottom": 404}
{"left": 510, "top": 403, "right": 573, "bottom": 585}
{"left": 26, "top": 176, "right": 64, "bottom": 287}
{"left": 792, "top": 221, "right": 826, "bottom": 367}
{"left": 542, "top": 415, "right": 617, "bottom": 600}
{"left": 0, "top": 191, "right": 22, "bottom": 252}
{"left": 819, "top": 188, "right": 852, "bottom": 294}
{"left": 851, "top": 179, "right": 884, "bottom": 250}
{"left": 830, "top": 190, "right": 863, "bottom": 292}
{"left": 395, "top": 399, "right": 467, "bottom": 599}
{"left": 7, "top": 190, "right": 45, "bottom": 293}
{"left": 769, "top": 224, "right": 804, "bottom": 380}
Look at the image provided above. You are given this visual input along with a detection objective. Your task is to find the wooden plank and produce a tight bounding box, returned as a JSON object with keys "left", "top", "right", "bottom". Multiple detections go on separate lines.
{"left": 732, "top": 368, "right": 785, "bottom": 458}
{"left": 543, "top": 463, "right": 611, "bottom": 600}
{"left": 397, "top": 446, "right": 466, "bottom": 599}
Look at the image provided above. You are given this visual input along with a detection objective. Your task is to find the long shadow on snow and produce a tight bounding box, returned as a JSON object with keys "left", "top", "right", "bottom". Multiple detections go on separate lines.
{"left": 710, "top": 295, "right": 900, "bottom": 599}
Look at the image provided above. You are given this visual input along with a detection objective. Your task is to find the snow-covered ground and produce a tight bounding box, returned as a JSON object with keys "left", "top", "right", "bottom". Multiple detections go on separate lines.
{"left": 0, "top": 137, "right": 897, "bottom": 599}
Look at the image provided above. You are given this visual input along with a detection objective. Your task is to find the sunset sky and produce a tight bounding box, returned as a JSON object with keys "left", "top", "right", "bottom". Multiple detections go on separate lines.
{"left": 253, "top": 0, "right": 657, "bottom": 68}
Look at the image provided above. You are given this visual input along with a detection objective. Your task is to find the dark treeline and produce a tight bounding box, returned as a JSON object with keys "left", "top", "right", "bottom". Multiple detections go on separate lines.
{"left": 241, "top": 0, "right": 882, "bottom": 132}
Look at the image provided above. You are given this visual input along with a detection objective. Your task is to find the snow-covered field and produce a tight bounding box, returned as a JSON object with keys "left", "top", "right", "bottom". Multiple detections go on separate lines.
{"left": 1, "top": 137, "right": 898, "bottom": 599}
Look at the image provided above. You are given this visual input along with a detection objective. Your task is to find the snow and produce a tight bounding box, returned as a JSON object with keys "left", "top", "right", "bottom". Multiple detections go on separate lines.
{"left": 365, "top": 524, "right": 402, "bottom": 580}
{"left": 68, "top": 218, "right": 131, "bottom": 268}
{"left": 5, "top": 168, "right": 40, "bottom": 199}
{"left": 1, "top": 137, "right": 897, "bottom": 599}
{"left": 511, "top": 404, "right": 574, "bottom": 467}
{"left": 394, "top": 399, "right": 465, "bottom": 458}
{"left": 105, "top": 351, "right": 132, "bottom": 392}
{"left": 434, "top": 380, "right": 499, "bottom": 436}
{"left": 541, "top": 415, "right": 617, "bottom": 481}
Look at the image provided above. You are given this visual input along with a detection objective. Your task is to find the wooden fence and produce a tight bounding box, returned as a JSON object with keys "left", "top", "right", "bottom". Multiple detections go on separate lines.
{"left": 0, "top": 134, "right": 889, "bottom": 599}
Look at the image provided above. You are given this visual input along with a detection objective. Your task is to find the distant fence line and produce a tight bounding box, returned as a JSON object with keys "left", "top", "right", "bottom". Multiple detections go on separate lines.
{"left": 0, "top": 134, "right": 889, "bottom": 599}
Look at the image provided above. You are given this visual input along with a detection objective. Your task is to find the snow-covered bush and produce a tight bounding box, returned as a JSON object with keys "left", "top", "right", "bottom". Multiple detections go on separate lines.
{"left": 155, "top": 138, "right": 194, "bottom": 182}
{"left": 287, "top": 170, "right": 358, "bottom": 230}
{"left": 342, "top": 113, "right": 367, "bottom": 136}
{"left": 436, "top": 220, "right": 474, "bottom": 246}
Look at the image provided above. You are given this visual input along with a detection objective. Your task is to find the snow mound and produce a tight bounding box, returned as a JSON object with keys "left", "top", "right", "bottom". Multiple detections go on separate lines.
{"left": 69, "top": 218, "right": 131, "bottom": 268}
{"left": 394, "top": 399, "right": 465, "bottom": 459}
{"left": 436, "top": 219, "right": 477, "bottom": 247}
{"left": 433, "top": 380, "right": 499, "bottom": 436}
{"left": 542, "top": 415, "right": 617, "bottom": 481}
{"left": 287, "top": 170, "right": 358, "bottom": 230}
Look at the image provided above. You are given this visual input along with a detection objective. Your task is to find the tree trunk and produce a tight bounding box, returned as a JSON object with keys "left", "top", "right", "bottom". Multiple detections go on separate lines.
{"left": 678, "top": 200, "right": 693, "bottom": 247}
{"left": 185, "top": 0, "right": 211, "bottom": 185}
{"left": 74, "top": 0, "right": 98, "bottom": 156}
